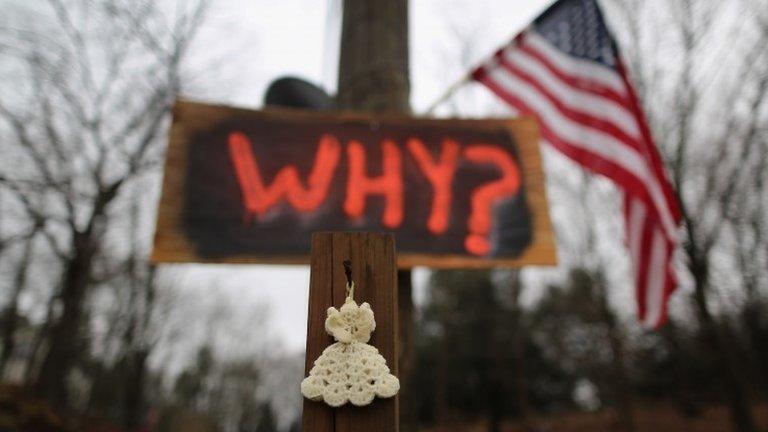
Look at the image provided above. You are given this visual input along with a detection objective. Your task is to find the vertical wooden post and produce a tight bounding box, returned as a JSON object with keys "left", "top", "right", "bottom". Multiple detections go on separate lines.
{"left": 396, "top": 273, "right": 414, "bottom": 430}
{"left": 302, "top": 232, "right": 399, "bottom": 432}
{"left": 336, "top": 1, "right": 415, "bottom": 428}
{"left": 337, "top": 0, "right": 410, "bottom": 114}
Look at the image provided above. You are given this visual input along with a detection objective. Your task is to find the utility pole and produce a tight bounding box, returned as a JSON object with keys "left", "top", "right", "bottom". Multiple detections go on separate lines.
{"left": 336, "top": 1, "right": 415, "bottom": 430}
{"left": 337, "top": 0, "right": 409, "bottom": 113}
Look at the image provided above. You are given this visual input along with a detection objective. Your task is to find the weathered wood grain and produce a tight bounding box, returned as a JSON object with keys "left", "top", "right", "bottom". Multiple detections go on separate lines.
{"left": 302, "top": 232, "right": 398, "bottom": 432}
{"left": 301, "top": 234, "right": 335, "bottom": 432}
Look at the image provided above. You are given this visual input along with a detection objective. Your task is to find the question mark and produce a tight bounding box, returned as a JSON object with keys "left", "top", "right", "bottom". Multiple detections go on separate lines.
{"left": 463, "top": 145, "right": 521, "bottom": 256}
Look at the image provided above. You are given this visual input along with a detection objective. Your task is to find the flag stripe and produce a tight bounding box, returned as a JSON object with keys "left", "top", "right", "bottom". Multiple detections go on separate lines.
{"left": 615, "top": 59, "right": 682, "bottom": 222}
{"left": 625, "top": 198, "right": 644, "bottom": 317}
{"left": 517, "top": 40, "right": 630, "bottom": 109}
{"left": 476, "top": 71, "right": 649, "bottom": 194}
{"left": 476, "top": 71, "right": 673, "bottom": 258}
{"left": 633, "top": 199, "right": 654, "bottom": 321}
{"left": 504, "top": 38, "right": 680, "bottom": 230}
{"left": 626, "top": 198, "right": 646, "bottom": 288}
{"left": 480, "top": 66, "right": 678, "bottom": 239}
{"left": 498, "top": 48, "right": 642, "bottom": 147}
{"left": 470, "top": 0, "right": 681, "bottom": 328}
{"left": 522, "top": 32, "right": 629, "bottom": 100}
{"left": 643, "top": 224, "right": 667, "bottom": 327}
{"left": 658, "top": 264, "right": 676, "bottom": 326}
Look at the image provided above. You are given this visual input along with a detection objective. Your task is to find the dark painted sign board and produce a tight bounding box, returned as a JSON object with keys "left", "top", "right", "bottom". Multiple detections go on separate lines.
{"left": 151, "top": 100, "right": 556, "bottom": 268}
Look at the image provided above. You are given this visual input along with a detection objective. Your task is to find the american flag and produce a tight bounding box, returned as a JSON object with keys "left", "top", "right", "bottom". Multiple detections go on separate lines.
{"left": 471, "top": 0, "right": 681, "bottom": 327}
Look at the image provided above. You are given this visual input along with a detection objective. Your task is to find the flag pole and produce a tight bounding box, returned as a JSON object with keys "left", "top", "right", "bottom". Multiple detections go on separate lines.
{"left": 423, "top": 72, "right": 472, "bottom": 116}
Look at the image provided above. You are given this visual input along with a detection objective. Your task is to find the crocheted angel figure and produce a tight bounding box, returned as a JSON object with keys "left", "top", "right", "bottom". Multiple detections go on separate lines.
{"left": 301, "top": 293, "right": 399, "bottom": 407}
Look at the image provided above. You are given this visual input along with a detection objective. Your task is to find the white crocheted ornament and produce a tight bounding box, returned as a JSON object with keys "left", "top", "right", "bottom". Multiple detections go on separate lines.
{"left": 301, "top": 292, "right": 400, "bottom": 407}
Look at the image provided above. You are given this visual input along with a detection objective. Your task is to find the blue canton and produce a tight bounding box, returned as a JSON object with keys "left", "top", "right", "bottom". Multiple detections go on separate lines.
{"left": 533, "top": 0, "right": 617, "bottom": 68}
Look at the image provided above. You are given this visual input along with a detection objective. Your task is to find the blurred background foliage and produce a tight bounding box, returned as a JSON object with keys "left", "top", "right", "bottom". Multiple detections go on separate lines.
{"left": 0, "top": 0, "right": 766, "bottom": 431}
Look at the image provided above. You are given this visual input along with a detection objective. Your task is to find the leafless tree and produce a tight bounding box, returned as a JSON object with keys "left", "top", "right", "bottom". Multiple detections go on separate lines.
{"left": 572, "top": 173, "right": 637, "bottom": 432}
{"left": 0, "top": 233, "right": 36, "bottom": 376}
{"left": 604, "top": 0, "right": 768, "bottom": 430}
{"left": 0, "top": 0, "right": 208, "bottom": 407}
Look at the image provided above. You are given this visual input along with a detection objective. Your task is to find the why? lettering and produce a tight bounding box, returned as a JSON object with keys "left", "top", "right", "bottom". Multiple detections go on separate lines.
{"left": 227, "top": 132, "right": 521, "bottom": 256}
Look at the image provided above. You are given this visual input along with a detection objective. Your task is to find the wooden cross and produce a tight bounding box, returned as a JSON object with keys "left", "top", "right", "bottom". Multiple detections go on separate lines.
{"left": 302, "top": 232, "right": 399, "bottom": 432}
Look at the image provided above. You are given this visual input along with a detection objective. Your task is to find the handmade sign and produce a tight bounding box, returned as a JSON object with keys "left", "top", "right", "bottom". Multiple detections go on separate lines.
{"left": 301, "top": 281, "right": 399, "bottom": 407}
{"left": 151, "top": 100, "right": 556, "bottom": 268}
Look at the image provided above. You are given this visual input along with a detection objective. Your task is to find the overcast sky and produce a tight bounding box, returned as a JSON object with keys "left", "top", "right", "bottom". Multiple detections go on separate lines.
{"left": 187, "top": 0, "right": 554, "bottom": 111}
{"left": 172, "top": 0, "right": 557, "bottom": 353}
